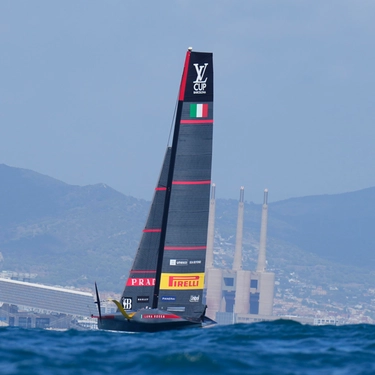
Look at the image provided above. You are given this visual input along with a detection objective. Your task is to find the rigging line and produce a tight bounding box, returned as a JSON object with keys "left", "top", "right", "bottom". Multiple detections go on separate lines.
{"left": 167, "top": 96, "right": 179, "bottom": 146}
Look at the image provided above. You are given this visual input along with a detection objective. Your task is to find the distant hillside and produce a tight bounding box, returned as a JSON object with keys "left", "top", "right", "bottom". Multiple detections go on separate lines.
{"left": 269, "top": 189, "right": 375, "bottom": 268}
{"left": 0, "top": 164, "right": 148, "bottom": 292}
{"left": 0, "top": 164, "right": 374, "bottom": 296}
{"left": 214, "top": 188, "right": 375, "bottom": 270}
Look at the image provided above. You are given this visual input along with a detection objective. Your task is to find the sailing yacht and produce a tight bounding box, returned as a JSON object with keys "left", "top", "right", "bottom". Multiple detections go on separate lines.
{"left": 94, "top": 48, "right": 216, "bottom": 332}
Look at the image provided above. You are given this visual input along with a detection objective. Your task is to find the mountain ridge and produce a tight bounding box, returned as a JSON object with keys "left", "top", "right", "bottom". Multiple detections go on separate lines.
{"left": 0, "top": 164, "right": 373, "bottom": 296}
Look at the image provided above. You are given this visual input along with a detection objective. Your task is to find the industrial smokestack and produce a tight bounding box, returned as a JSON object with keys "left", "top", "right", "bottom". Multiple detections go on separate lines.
{"left": 232, "top": 186, "right": 245, "bottom": 271}
{"left": 234, "top": 270, "right": 251, "bottom": 314}
{"left": 256, "top": 189, "right": 268, "bottom": 272}
{"left": 258, "top": 272, "right": 275, "bottom": 315}
{"left": 205, "top": 268, "right": 223, "bottom": 319}
{"left": 205, "top": 184, "right": 216, "bottom": 271}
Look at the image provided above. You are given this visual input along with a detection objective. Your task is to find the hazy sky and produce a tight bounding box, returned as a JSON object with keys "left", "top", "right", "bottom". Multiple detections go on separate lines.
{"left": 1, "top": 1, "right": 375, "bottom": 203}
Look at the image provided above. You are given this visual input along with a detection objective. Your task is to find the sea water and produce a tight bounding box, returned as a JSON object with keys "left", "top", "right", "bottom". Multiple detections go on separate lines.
{"left": 1, "top": 320, "right": 374, "bottom": 375}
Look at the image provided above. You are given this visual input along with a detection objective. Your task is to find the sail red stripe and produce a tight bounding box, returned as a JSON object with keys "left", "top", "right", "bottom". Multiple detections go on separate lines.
{"left": 180, "top": 119, "right": 213, "bottom": 124}
{"left": 143, "top": 229, "right": 161, "bottom": 233}
{"left": 130, "top": 270, "right": 156, "bottom": 273}
{"left": 172, "top": 180, "right": 211, "bottom": 185}
{"left": 164, "top": 246, "right": 206, "bottom": 251}
{"left": 178, "top": 50, "right": 191, "bottom": 101}
{"left": 155, "top": 187, "right": 167, "bottom": 191}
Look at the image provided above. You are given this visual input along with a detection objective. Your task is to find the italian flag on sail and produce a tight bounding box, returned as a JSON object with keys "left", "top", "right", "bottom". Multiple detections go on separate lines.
{"left": 190, "top": 103, "right": 208, "bottom": 118}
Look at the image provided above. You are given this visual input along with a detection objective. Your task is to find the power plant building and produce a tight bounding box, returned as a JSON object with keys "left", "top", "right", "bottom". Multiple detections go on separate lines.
{"left": 205, "top": 186, "right": 276, "bottom": 324}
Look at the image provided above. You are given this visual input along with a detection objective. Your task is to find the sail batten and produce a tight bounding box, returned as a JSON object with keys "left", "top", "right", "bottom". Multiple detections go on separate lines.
{"left": 180, "top": 120, "right": 214, "bottom": 124}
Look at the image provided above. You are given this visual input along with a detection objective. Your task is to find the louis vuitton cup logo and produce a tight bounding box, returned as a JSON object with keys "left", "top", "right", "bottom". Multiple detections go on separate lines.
{"left": 193, "top": 63, "right": 208, "bottom": 94}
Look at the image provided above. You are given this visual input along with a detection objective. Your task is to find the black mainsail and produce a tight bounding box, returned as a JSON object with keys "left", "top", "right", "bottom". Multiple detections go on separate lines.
{"left": 95, "top": 49, "right": 215, "bottom": 332}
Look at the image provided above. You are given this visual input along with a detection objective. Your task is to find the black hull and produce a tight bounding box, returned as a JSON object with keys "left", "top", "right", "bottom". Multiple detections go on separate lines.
{"left": 96, "top": 308, "right": 216, "bottom": 333}
{"left": 98, "top": 318, "right": 201, "bottom": 333}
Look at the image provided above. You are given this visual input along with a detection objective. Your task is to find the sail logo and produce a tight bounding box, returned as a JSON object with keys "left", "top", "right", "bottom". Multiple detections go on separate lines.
{"left": 190, "top": 103, "right": 208, "bottom": 118}
{"left": 168, "top": 276, "right": 199, "bottom": 288}
{"left": 189, "top": 260, "right": 202, "bottom": 265}
{"left": 137, "top": 296, "right": 149, "bottom": 303}
{"left": 160, "top": 273, "right": 204, "bottom": 290}
{"left": 189, "top": 295, "right": 200, "bottom": 302}
{"left": 126, "top": 278, "right": 155, "bottom": 286}
{"left": 193, "top": 63, "right": 208, "bottom": 94}
{"left": 122, "top": 297, "right": 132, "bottom": 310}
{"left": 170, "top": 259, "right": 188, "bottom": 266}
{"left": 161, "top": 296, "right": 176, "bottom": 302}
